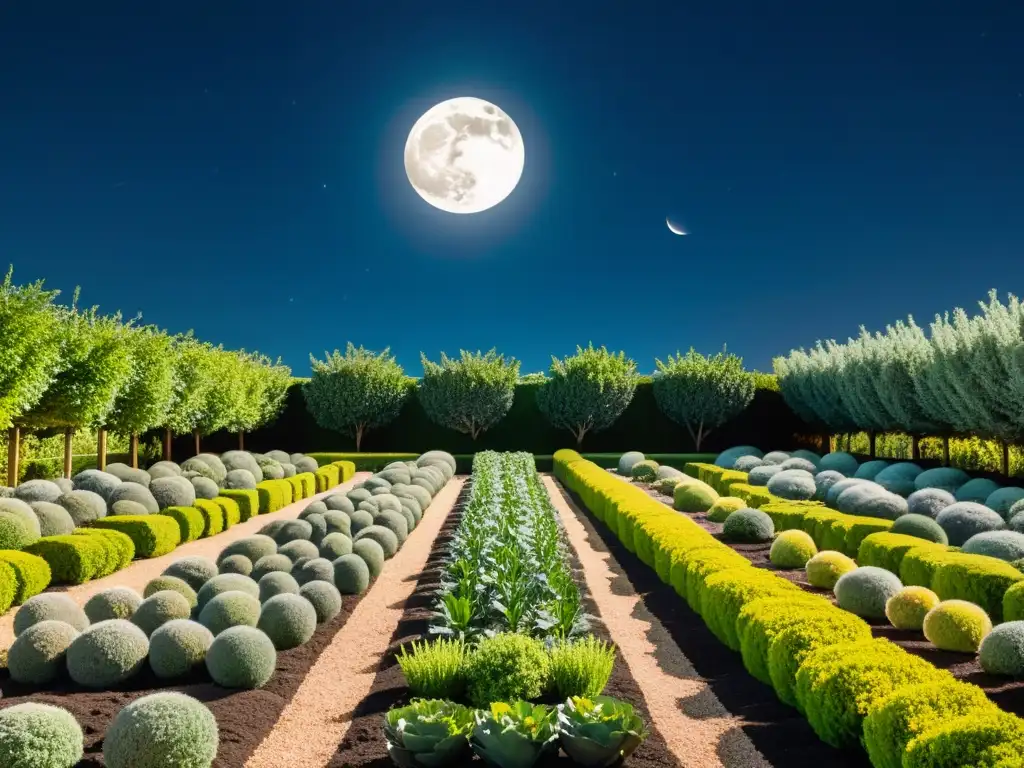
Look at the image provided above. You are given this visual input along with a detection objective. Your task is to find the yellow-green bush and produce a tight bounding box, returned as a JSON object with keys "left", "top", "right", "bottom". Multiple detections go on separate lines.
{"left": 25, "top": 529, "right": 134, "bottom": 585}
{"left": 331, "top": 460, "right": 356, "bottom": 482}
{"left": 1003, "top": 581, "right": 1024, "bottom": 622}
{"left": 684, "top": 461, "right": 716, "bottom": 480}
{"left": 707, "top": 496, "right": 745, "bottom": 523}
{"left": 256, "top": 479, "right": 293, "bottom": 513}
{"left": 158, "top": 506, "right": 205, "bottom": 543}
{"left": 314, "top": 464, "right": 340, "bottom": 492}
{"left": 859, "top": 533, "right": 948, "bottom": 576}
{"left": 822, "top": 516, "right": 894, "bottom": 557}
{"left": 219, "top": 489, "right": 259, "bottom": 522}
{"left": 92, "top": 516, "right": 181, "bottom": 558}
{"left": 901, "top": 547, "right": 957, "bottom": 588}
{"left": 736, "top": 595, "right": 834, "bottom": 684}
{"left": 922, "top": 600, "right": 993, "bottom": 653}
{"left": 729, "top": 483, "right": 776, "bottom": 508}
{"left": 931, "top": 553, "right": 1024, "bottom": 622}
{"left": 806, "top": 550, "right": 857, "bottom": 589}
{"left": 213, "top": 497, "right": 241, "bottom": 528}
{"left": 801, "top": 509, "right": 846, "bottom": 548}
{"left": 700, "top": 567, "right": 801, "bottom": 650}
{"left": 760, "top": 501, "right": 817, "bottom": 532}
{"left": 192, "top": 499, "right": 226, "bottom": 537}
{"left": 0, "top": 550, "right": 51, "bottom": 604}
{"left": 288, "top": 472, "right": 316, "bottom": 500}
{"left": 886, "top": 586, "right": 940, "bottom": 630}
{"left": 904, "top": 710, "right": 1024, "bottom": 768}
{"left": 0, "top": 559, "right": 18, "bottom": 614}
{"left": 770, "top": 530, "right": 818, "bottom": 568}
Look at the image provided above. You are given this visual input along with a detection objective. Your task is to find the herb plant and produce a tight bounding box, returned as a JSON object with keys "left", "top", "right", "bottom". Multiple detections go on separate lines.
{"left": 548, "top": 636, "right": 617, "bottom": 699}
{"left": 396, "top": 638, "right": 467, "bottom": 700}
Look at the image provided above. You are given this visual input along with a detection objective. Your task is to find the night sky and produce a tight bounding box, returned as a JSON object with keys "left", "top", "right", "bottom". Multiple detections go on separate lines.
{"left": 1, "top": 2, "right": 1022, "bottom": 376}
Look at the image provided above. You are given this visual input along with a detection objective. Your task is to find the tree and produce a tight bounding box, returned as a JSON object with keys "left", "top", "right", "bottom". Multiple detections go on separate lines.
{"left": 193, "top": 347, "right": 247, "bottom": 455}
{"left": 536, "top": 344, "right": 638, "bottom": 447}
{"left": 163, "top": 335, "right": 219, "bottom": 459}
{"left": 105, "top": 325, "right": 175, "bottom": 467}
{"left": 305, "top": 344, "right": 409, "bottom": 451}
{"left": 223, "top": 352, "right": 292, "bottom": 450}
{"left": 418, "top": 349, "right": 520, "bottom": 439}
{"left": 652, "top": 348, "right": 754, "bottom": 451}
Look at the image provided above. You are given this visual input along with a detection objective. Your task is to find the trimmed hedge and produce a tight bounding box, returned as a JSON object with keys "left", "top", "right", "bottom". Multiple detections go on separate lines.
{"left": 92, "top": 516, "right": 181, "bottom": 558}
{"left": 214, "top": 496, "right": 241, "bottom": 528}
{"left": 192, "top": 499, "right": 226, "bottom": 537}
{"left": 288, "top": 472, "right": 316, "bottom": 500}
{"left": 314, "top": 464, "right": 340, "bottom": 492}
{"left": 729, "top": 483, "right": 776, "bottom": 508}
{"left": 219, "top": 489, "right": 259, "bottom": 522}
{"left": 0, "top": 560, "right": 16, "bottom": 614}
{"left": 159, "top": 506, "right": 205, "bottom": 544}
{"left": 858, "top": 533, "right": 949, "bottom": 575}
{"left": 0, "top": 550, "right": 51, "bottom": 604}
{"left": 25, "top": 529, "right": 135, "bottom": 584}
{"left": 256, "top": 480, "right": 293, "bottom": 514}
{"left": 309, "top": 453, "right": 417, "bottom": 472}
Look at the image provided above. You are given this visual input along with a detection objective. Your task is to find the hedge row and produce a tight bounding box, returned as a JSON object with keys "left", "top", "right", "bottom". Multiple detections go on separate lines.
{"left": 552, "top": 449, "right": 1024, "bottom": 766}
{"left": 24, "top": 528, "right": 135, "bottom": 585}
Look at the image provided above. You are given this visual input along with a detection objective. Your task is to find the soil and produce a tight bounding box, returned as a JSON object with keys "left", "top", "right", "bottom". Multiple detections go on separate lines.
{"left": 328, "top": 477, "right": 685, "bottom": 768}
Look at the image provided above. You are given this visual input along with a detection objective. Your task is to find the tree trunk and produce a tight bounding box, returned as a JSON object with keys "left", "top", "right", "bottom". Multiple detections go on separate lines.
{"left": 63, "top": 427, "right": 74, "bottom": 479}
{"left": 238, "top": 431, "right": 245, "bottom": 451}
{"left": 129, "top": 433, "right": 139, "bottom": 469}
{"left": 911, "top": 435, "right": 921, "bottom": 461}
{"left": 193, "top": 429, "right": 201, "bottom": 457}
{"left": 355, "top": 425, "right": 364, "bottom": 452}
{"left": 868, "top": 431, "right": 877, "bottom": 459}
{"left": 97, "top": 428, "right": 108, "bottom": 471}
{"left": 1002, "top": 441, "right": 1011, "bottom": 478}
{"left": 942, "top": 436, "right": 950, "bottom": 467}
{"left": 7, "top": 426, "right": 20, "bottom": 487}
{"left": 163, "top": 427, "right": 172, "bottom": 462}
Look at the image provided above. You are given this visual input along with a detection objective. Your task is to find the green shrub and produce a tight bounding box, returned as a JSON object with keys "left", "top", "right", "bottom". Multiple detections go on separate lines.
{"left": 159, "top": 506, "right": 205, "bottom": 543}
{"left": 922, "top": 600, "right": 992, "bottom": 652}
{"left": 150, "top": 476, "right": 196, "bottom": 509}
{"left": 0, "top": 703, "right": 83, "bottom": 768}
{"left": 0, "top": 550, "right": 51, "bottom": 604}
{"left": 103, "top": 692, "right": 219, "bottom": 768}
{"left": 214, "top": 496, "right": 241, "bottom": 528}
{"left": 132, "top": 590, "right": 193, "bottom": 636}
{"left": 251, "top": 554, "right": 293, "bottom": 582}
{"left": 294, "top": 557, "right": 334, "bottom": 586}
{"left": 892, "top": 514, "right": 949, "bottom": 544}
{"left": 319, "top": 532, "right": 353, "bottom": 560}
{"left": 302, "top": 512, "right": 328, "bottom": 545}
{"left": 198, "top": 590, "right": 262, "bottom": 636}
{"left": 256, "top": 479, "right": 292, "bottom": 513}
{"left": 617, "top": 451, "right": 645, "bottom": 475}
{"left": 66, "top": 619, "right": 150, "bottom": 688}
{"left": 278, "top": 539, "right": 319, "bottom": 563}
{"left": 805, "top": 551, "right": 856, "bottom": 589}
{"left": 931, "top": 553, "right": 1024, "bottom": 622}
{"left": 195, "top": 573, "right": 260, "bottom": 612}
{"left": 73, "top": 528, "right": 135, "bottom": 575}
{"left": 936, "top": 502, "right": 1006, "bottom": 546}
{"left": 85, "top": 586, "right": 142, "bottom": 622}
{"left": 0, "top": 509, "right": 39, "bottom": 550}
{"left": 349, "top": 509, "right": 375, "bottom": 535}
{"left": 721, "top": 508, "right": 774, "bottom": 543}
{"left": 904, "top": 711, "right": 1024, "bottom": 768}
{"left": 257, "top": 593, "right": 317, "bottom": 650}
{"left": 333, "top": 553, "right": 370, "bottom": 594}
{"left": 629, "top": 460, "right": 659, "bottom": 482}
{"left": 93, "top": 515, "right": 181, "bottom": 558}
{"left": 770, "top": 530, "right": 817, "bottom": 568}
{"left": 547, "top": 636, "right": 616, "bottom": 699}
{"left": 14, "top": 592, "right": 89, "bottom": 636}
{"left": 834, "top": 566, "right": 904, "bottom": 619}
{"left": 258, "top": 571, "right": 300, "bottom": 602}
{"left": 219, "top": 554, "right": 252, "bottom": 576}
{"left": 700, "top": 568, "right": 801, "bottom": 650}
{"left": 217, "top": 534, "right": 277, "bottom": 565}
{"left": 352, "top": 537, "right": 385, "bottom": 578}
{"left": 673, "top": 481, "right": 718, "bottom": 512}
{"left": 794, "top": 639, "right": 946, "bottom": 748}
{"left": 323, "top": 511, "right": 352, "bottom": 537}
{"left": 271, "top": 519, "right": 312, "bottom": 545}
{"left": 979, "top": 620, "right": 1024, "bottom": 676}
{"left": 705, "top": 496, "right": 744, "bottom": 523}
{"left": 8, "top": 619, "right": 80, "bottom": 684}
{"left": 163, "top": 556, "right": 218, "bottom": 591}
{"left": 396, "top": 638, "right": 467, "bottom": 699}
{"left": 885, "top": 586, "right": 940, "bottom": 630}
{"left": 299, "top": 580, "right": 342, "bottom": 623}
{"left": 963, "top": 530, "right": 1024, "bottom": 562}
{"left": 858, "top": 533, "right": 947, "bottom": 576}
{"left": 205, "top": 625, "right": 277, "bottom": 689}
{"left": 148, "top": 619, "right": 214, "bottom": 679}
{"left": 218, "top": 489, "right": 259, "bottom": 521}
{"left": 353, "top": 525, "right": 399, "bottom": 558}
{"left": 192, "top": 498, "right": 226, "bottom": 537}
{"left": 143, "top": 575, "right": 197, "bottom": 608}
{"left": 736, "top": 596, "right": 835, "bottom": 684}
{"left": 374, "top": 510, "right": 409, "bottom": 544}
{"left": 900, "top": 547, "right": 956, "bottom": 588}
{"left": 464, "top": 633, "right": 550, "bottom": 707}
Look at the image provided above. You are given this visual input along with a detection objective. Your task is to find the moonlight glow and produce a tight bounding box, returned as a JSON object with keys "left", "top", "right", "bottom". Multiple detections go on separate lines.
{"left": 404, "top": 97, "right": 525, "bottom": 214}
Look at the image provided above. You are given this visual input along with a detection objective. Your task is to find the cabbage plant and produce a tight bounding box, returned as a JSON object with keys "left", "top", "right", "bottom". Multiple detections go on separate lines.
{"left": 470, "top": 701, "right": 558, "bottom": 768}
{"left": 383, "top": 699, "right": 473, "bottom": 768}
{"left": 556, "top": 696, "right": 649, "bottom": 768}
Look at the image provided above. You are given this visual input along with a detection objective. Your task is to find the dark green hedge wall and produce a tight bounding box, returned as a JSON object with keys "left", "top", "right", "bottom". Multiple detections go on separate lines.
{"left": 159, "top": 379, "right": 811, "bottom": 458}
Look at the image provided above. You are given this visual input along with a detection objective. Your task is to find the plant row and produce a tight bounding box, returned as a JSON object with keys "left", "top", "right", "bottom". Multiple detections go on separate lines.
{"left": 430, "top": 450, "right": 586, "bottom": 640}
{"left": 4, "top": 451, "right": 453, "bottom": 701}
{"left": 556, "top": 449, "right": 1024, "bottom": 768}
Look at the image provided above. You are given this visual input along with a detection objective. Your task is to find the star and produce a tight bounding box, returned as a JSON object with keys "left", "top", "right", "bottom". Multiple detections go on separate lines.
{"left": 288, "top": 297, "right": 294, "bottom": 303}
{"left": 322, "top": 184, "right": 326, "bottom": 188}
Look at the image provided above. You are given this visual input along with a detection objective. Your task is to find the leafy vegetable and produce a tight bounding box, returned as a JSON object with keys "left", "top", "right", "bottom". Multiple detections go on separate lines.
{"left": 383, "top": 698, "right": 473, "bottom": 768}
{"left": 556, "top": 696, "right": 649, "bottom": 768}
{"left": 470, "top": 701, "right": 558, "bottom": 768}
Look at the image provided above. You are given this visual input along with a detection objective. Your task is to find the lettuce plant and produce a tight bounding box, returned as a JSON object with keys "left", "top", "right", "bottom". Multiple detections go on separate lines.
{"left": 556, "top": 696, "right": 649, "bottom": 768}
{"left": 383, "top": 699, "right": 473, "bottom": 768}
{"left": 470, "top": 701, "right": 558, "bottom": 768}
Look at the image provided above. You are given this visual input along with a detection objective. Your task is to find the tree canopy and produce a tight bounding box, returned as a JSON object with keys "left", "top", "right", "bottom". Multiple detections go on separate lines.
{"left": 418, "top": 349, "right": 520, "bottom": 439}
{"left": 106, "top": 325, "right": 175, "bottom": 437}
{"left": 164, "top": 335, "right": 220, "bottom": 437}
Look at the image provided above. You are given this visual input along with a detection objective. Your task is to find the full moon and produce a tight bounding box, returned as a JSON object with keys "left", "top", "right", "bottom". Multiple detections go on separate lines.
{"left": 404, "top": 97, "right": 525, "bottom": 214}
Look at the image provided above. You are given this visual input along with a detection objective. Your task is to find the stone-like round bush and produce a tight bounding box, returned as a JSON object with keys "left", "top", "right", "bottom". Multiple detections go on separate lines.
{"left": 260, "top": 461, "right": 285, "bottom": 481}
{"left": 103, "top": 691, "right": 219, "bottom": 768}
{"left": 85, "top": 587, "right": 142, "bottom": 623}
{"left": 112, "top": 499, "right": 150, "bottom": 517}
{"left": 107, "top": 482, "right": 159, "bottom": 514}
{"left": 148, "top": 460, "right": 182, "bottom": 477}
{"left": 418, "top": 450, "right": 456, "bottom": 474}
{"left": 251, "top": 554, "right": 293, "bottom": 582}
{"left": 319, "top": 532, "right": 353, "bottom": 560}
{"left": 217, "top": 534, "right": 277, "bottom": 565}
{"left": 629, "top": 460, "right": 659, "bottom": 482}
{"left": 1012, "top": 498, "right": 1024, "bottom": 520}
{"left": 67, "top": 619, "right": 149, "bottom": 687}
{"left": 148, "top": 619, "right": 213, "bottom": 678}
{"left": 53, "top": 477, "right": 74, "bottom": 494}
{"left": 818, "top": 451, "right": 859, "bottom": 476}
{"left": 257, "top": 593, "right": 317, "bottom": 650}
{"left": 834, "top": 566, "right": 904, "bottom": 619}
{"left": 0, "top": 510, "right": 36, "bottom": 550}
{"left": 791, "top": 449, "right": 821, "bottom": 465}
{"left": 195, "top": 573, "right": 260, "bottom": 612}
{"left": 8, "top": 619, "right": 80, "bottom": 684}
{"left": 936, "top": 502, "right": 1006, "bottom": 546}
{"left": 150, "top": 476, "right": 196, "bottom": 509}
{"left": 258, "top": 571, "right": 300, "bottom": 602}
{"left": 770, "top": 530, "right": 817, "bottom": 568}
{"left": 0, "top": 498, "right": 40, "bottom": 532}
{"left": 191, "top": 476, "right": 220, "bottom": 500}
{"left": 272, "top": 519, "right": 313, "bottom": 545}
{"left": 29, "top": 500, "right": 76, "bottom": 536}
{"left": 333, "top": 553, "right": 370, "bottom": 594}
{"left": 907, "top": 488, "right": 956, "bottom": 518}
{"left": 224, "top": 469, "right": 257, "bottom": 490}
{"left": 394, "top": 484, "right": 431, "bottom": 511}
{"left": 374, "top": 509, "right": 409, "bottom": 544}
{"left": 823, "top": 478, "right": 865, "bottom": 507}
{"left": 813, "top": 470, "right": 846, "bottom": 502}
{"left": 914, "top": 466, "right": 971, "bottom": 493}
{"left": 221, "top": 451, "right": 263, "bottom": 481}
{"left": 874, "top": 462, "right": 924, "bottom": 496}
{"left": 299, "top": 500, "right": 329, "bottom": 519}
{"left": 762, "top": 451, "right": 791, "bottom": 466}
{"left": 747, "top": 465, "right": 783, "bottom": 486}
{"left": 806, "top": 551, "right": 857, "bottom": 589}
{"left": 850, "top": 489, "right": 909, "bottom": 520}
{"left": 732, "top": 455, "right": 764, "bottom": 472}
{"left": 265, "top": 449, "right": 291, "bottom": 464}
{"left": 713, "top": 446, "right": 762, "bottom": 469}
{"left": 767, "top": 469, "right": 816, "bottom": 501}
{"left": 144, "top": 575, "right": 197, "bottom": 608}
{"left": 72, "top": 469, "right": 122, "bottom": 500}
{"left": 835, "top": 481, "right": 886, "bottom": 513}
{"left": 851, "top": 461, "right": 890, "bottom": 482}
{"left": 962, "top": 530, "right": 1024, "bottom": 562}
{"left": 891, "top": 514, "right": 949, "bottom": 544}
{"left": 219, "top": 554, "right": 253, "bottom": 576}
{"left": 324, "top": 494, "right": 355, "bottom": 514}
{"left": 14, "top": 593, "right": 89, "bottom": 637}
{"left": 885, "top": 586, "right": 940, "bottom": 630}
{"left": 923, "top": 600, "right": 992, "bottom": 652}
{"left": 193, "top": 453, "right": 228, "bottom": 482}
{"left": 300, "top": 580, "right": 342, "bottom": 624}
{"left": 132, "top": 590, "right": 192, "bottom": 636}
{"left": 780, "top": 457, "right": 817, "bottom": 473}
{"left": 348, "top": 487, "right": 373, "bottom": 504}
{"left": 673, "top": 481, "right": 719, "bottom": 512}
{"left": 353, "top": 537, "right": 386, "bottom": 578}
{"left": 652, "top": 476, "right": 684, "bottom": 496}
{"left": 986, "top": 487, "right": 1024, "bottom": 519}
{"left": 294, "top": 456, "right": 318, "bottom": 474}
{"left": 955, "top": 477, "right": 1002, "bottom": 504}
{"left": 14, "top": 478, "right": 63, "bottom": 504}
{"left": 205, "top": 625, "right": 277, "bottom": 689}
{"left": 1010, "top": 512, "right": 1024, "bottom": 535}
{"left": 295, "top": 557, "right": 335, "bottom": 586}
{"left": 0, "top": 703, "right": 83, "bottom": 767}
{"left": 199, "top": 590, "right": 262, "bottom": 635}
{"left": 707, "top": 496, "right": 745, "bottom": 523}
{"left": 722, "top": 508, "right": 775, "bottom": 543}
{"left": 278, "top": 539, "right": 320, "bottom": 563}
{"left": 57, "top": 489, "right": 107, "bottom": 525}
{"left": 978, "top": 621, "right": 1024, "bottom": 676}
{"left": 364, "top": 476, "right": 392, "bottom": 493}
{"left": 353, "top": 525, "right": 399, "bottom": 558}
{"left": 163, "top": 556, "right": 218, "bottom": 591}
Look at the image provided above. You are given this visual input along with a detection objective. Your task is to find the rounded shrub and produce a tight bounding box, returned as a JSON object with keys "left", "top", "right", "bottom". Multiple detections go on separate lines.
{"left": 191, "top": 477, "right": 220, "bottom": 501}
{"left": 936, "top": 502, "right": 1006, "bottom": 546}
{"left": 193, "top": 453, "right": 228, "bottom": 482}
{"left": 0, "top": 703, "right": 83, "bottom": 768}
{"left": 0, "top": 510, "right": 38, "bottom": 550}
{"left": 300, "top": 580, "right": 342, "bottom": 624}
{"left": 374, "top": 510, "right": 409, "bottom": 545}
{"left": 217, "top": 534, "right": 277, "bottom": 565}
{"left": 221, "top": 451, "right": 263, "bottom": 481}
{"left": 923, "top": 600, "right": 992, "bottom": 652}
{"left": 733, "top": 455, "right": 764, "bottom": 472}
{"left": 781, "top": 457, "right": 817, "bottom": 473}
{"left": 915, "top": 466, "right": 971, "bottom": 493}
{"left": 707, "top": 496, "right": 745, "bottom": 523}
{"left": 629, "top": 460, "right": 659, "bottom": 482}
{"left": 272, "top": 519, "right": 312, "bottom": 545}
{"left": 1003, "top": 581, "right": 1024, "bottom": 622}
{"left": 294, "top": 557, "right": 334, "bottom": 586}
{"left": 906, "top": 487, "right": 956, "bottom": 518}
{"left": 299, "top": 500, "right": 329, "bottom": 519}
{"left": 806, "top": 551, "right": 857, "bottom": 589}
{"left": 762, "top": 451, "right": 791, "bottom": 465}
{"left": 148, "top": 619, "right": 214, "bottom": 679}
{"left": 813, "top": 470, "right": 846, "bottom": 502}
{"left": 103, "top": 691, "right": 218, "bottom": 768}
{"left": 324, "top": 494, "right": 355, "bottom": 514}
{"left": 834, "top": 566, "right": 904, "bottom": 619}
{"left": 986, "top": 487, "right": 1024, "bottom": 519}
{"left": 143, "top": 575, "right": 197, "bottom": 608}
{"left": 205, "top": 625, "right": 277, "bottom": 689}
{"left": 14, "top": 593, "right": 89, "bottom": 636}
{"left": 747, "top": 465, "right": 783, "bottom": 486}
{"left": 57, "top": 489, "right": 107, "bottom": 525}
{"left": 885, "top": 586, "right": 940, "bottom": 630}
{"left": 673, "top": 481, "right": 719, "bottom": 512}
{"left": 652, "top": 476, "right": 683, "bottom": 496}
{"left": 150, "top": 476, "right": 196, "bottom": 509}
{"left": 363, "top": 476, "right": 392, "bottom": 493}
{"left": 111, "top": 499, "right": 149, "bottom": 517}
{"left": 767, "top": 469, "right": 817, "bottom": 501}
{"left": 834, "top": 481, "right": 885, "bottom": 512}
{"left": 955, "top": 477, "right": 1002, "bottom": 504}
{"left": 8, "top": 619, "right": 80, "bottom": 684}
{"left": 891, "top": 513, "right": 949, "bottom": 544}
{"left": 347, "top": 487, "right": 372, "bottom": 504}
{"left": 278, "top": 539, "right": 319, "bottom": 563}
{"left": 14, "top": 479, "right": 63, "bottom": 504}
{"left": 67, "top": 619, "right": 150, "bottom": 687}
{"left": 132, "top": 590, "right": 192, "bottom": 636}
{"left": 334, "top": 553, "right": 371, "bottom": 593}
{"left": 353, "top": 525, "right": 399, "bottom": 558}
{"left": 199, "top": 590, "right": 262, "bottom": 636}
{"left": 319, "top": 532, "right": 353, "bottom": 560}
{"left": 735, "top": 595, "right": 835, "bottom": 684}
{"left": 963, "top": 530, "right": 1024, "bottom": 562}
{"left": 463, "top": 632, "right": 550, "bottom": 707}
{"left": 823, "top": 478, "right": 865, "bottom": 507}
{"left": 323, "top": 511, "right": 352, "bottom": 537}
{"left": 224, "top": 469, "right": 257, "bottom": 490}
{"left": 979, "top": 620, "right": 1024, "bottom": 676}
{"left": 107, "top": 482, "right": 159, "bottom": 514}
{"left": 259, "top": 461, "right": 285, "bottom": 481}
{"left": 85, "top": 587, "right": 143, "bottom": 623}
{"left": 394, "top": 485, "right": 431, "bottom": 511}
{"left": 72, "top": 469, "right": 122, "bottom": 500}
{"left": 218, "top": 554, "right": 253, "bottom": 576}
{"left": 713, "top": 446, "right": 762, "bottom": 469}
{"left": 874, "top": 462, "right": 923, "bottom": 496}
{"left": 163, "top": 556, "right": 219, "bottom": 591}
{"left": 148, "top": 460, "right": 182, "bottom": 478}
{"left": 819, "top": 451, "right": 859, "bottom": 476}
{"left": 1010, "top": 511, "right": 1024, "bottom": 535}
{"left": 853, "top": 460, "right": 890, "bottom": 481}
{"left": 195, "top": 573, "right": 260, "bottom": 612}
{"left": 257, "top": 593, "right": 317, "bottom": 650}
{"left": 770, "top": 530, "right": 817, "bottom": 568}
{"left": 617, "top": 451, "right": 646, "bottom": 474}
{"left": 29, "top": 500, "right": 76, "bottom": 536}
{"left": 251, "top": 554, "right": 293, "bottom": 582}
{"left": 353, "top": 537, "right": 386, "bottom": 578}
{"left": 722, "top": 508, "right": 774, "bottom": 543}
{"left": 258, "top": 571, "right": 300, "bottom": 602}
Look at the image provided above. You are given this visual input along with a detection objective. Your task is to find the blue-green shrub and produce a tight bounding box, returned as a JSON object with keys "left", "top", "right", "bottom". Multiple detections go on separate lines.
{"left": 891, "top": 514, "right": 949, "bottom": 544}
{"left": 963, "top": 530, "right": 1024, "bottom": 562}
{"left": 300, "top": 580, "right": 342, "bottom": 623}
{"left": 979, "top": 621, "right": 1024, "bottom": 676}
{"left": 295, "top": 557, "right": 335, "bottom": 586}
{"left": 762, "top": 451, "right": 790, "bottom": 465}
{"left": 956, "top": 478, "right": 1002, "bottom": 504}
{"left": 722, "top": 508, "right": 775, "bottom": 543}
{"left": 14, "top": 593, "right": 89, "bottom": 636}
{"left": 0, "top": 703, "right": 83, "bottom": 767}
{"left": 258, "top": 571, "right": 300, "bottom": 602}
{"left": 66, "top": 619, "right": 150, "bottom": 687}
{"left": 217, "top": 534, "right": 277, "bottom": 565}
{"left": 324, "top": 494, "right": 355, "bottom": 514}
{"left": 205, "top": 625, "right": 277, "bottom": 689}
{"left": 915, "top": 466, "right": 971, "bottom": 492}
{"left": 874, "top": 462, "right": 923, "bottom": 496}
{"left": 29, "top": 501, "right": 75, "bottom": 536}
{"left": 834, "top": 566, "right": 903, "bottom": 619}
{"left": 748, "top": 465, "right": 782, "bottom": 486}
{"left": 84, "top": 587, "right": 142, "bottom": 623}
{"left": 713, "top": 446, "right": 762, "bottom": 469}
{"left": 813, "top": 470, "right": 846, "bottom": 502}
{"left": 353, "top": 537, "right": 385, "bottom": 577}
{"left": 278, "top": 539, "right": 319, "bottom": 563}
{"left": 937, "top": 502, "right": 1006, "bottom": 546}
{"left": 7, "top": 619, "right": 80, "bottom": 684}
{"left": 781, "top": 457, "right": 817, "bottom": 473}
{"left": 199, "top": 590, "right": 262, "bottom": 635}
{"left": 103, "top": 691, "right": 219, "bottom": 768}
{"left": 195, "top": 573, "right": 260, "bottom": 612}
{"left": 163, "top": 556, "right": 218, "bottom": 591}
{"left": 257, "top": 593, "right": 317, "bottom": 650}
{"left": 148, "top": 619, "right": 214, "bottom": 678}
{"left": 907, "top": 488, "right": 956, "bottom": 518}
{"left": 252, "top": 554, "right": 293, "bottom": 581}
{"left": 132, "top": 590, "right": 192, "bottom": 636}
{"left": 333, "top": 553, "right": 370, "bottom": 593}
{"left": 826, "top": 478, "right": 867, "bottom": 506}
{"left": 853, "top": 460, "right": 890, "bottom": 480}
{"left": 734, "top": 455, "right": 764, "bottom": 472}
{"left": 986, "top": 487, "right": 1024, "bottom": 519}
{"left": 767, "top": 470, "right": 816, "bottom": 501}
{"left": 818, "top": 452, "right": 858, "bottom": 475}
{"left": 272, "top": 519, "right": 312, "bottom": 545}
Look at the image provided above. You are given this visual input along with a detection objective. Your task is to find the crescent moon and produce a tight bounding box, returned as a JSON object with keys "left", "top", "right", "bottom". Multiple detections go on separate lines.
{"left": 666, "top": 218, "right": 687, "bottom": 236}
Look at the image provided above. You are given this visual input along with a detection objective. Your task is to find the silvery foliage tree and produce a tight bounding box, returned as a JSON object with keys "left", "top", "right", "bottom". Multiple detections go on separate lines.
{"left": 774, "top": 342, "right": 858, "bottom": 432}
{"left": 165, "top": 334, "right": 219, "bottom": 437}
{"left": 536, "top": 344, "right": 638, "bottom": 447}
{"left": 418, "top": 349, "right": 520, "bottom": 439}
{"left": 306, "top": 344, "right": 409, "bottom": 451}
{"left": 0, "top": 268, "right": 63, "bottom": 431}
{"left": 652, "top": 348, "right": 755, "bottom": 451}
{"left": 106, "top": 325, "right": 175, "bottom": 438}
